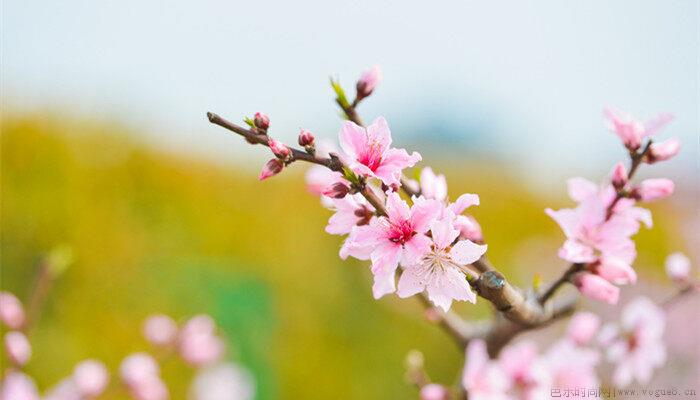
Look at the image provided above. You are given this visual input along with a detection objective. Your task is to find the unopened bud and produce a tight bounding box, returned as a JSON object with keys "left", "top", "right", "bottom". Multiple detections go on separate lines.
{"left": 298, "top": 129, "right": 315, "bottom": 147}
{"left": 259, "top": 159, "right": 284, "bottom": 180}
{"left": 665, "top": 252, "right": 691, "bottom": 283}
{"left": 322, "top": 182, "right": 350, "bottom": 199}
{"left": 253, "top": 112, "right": 270, "bottom": 131}
{"left": 420, "top": 384, "right": 450, "bottom": 400}
{"left": 4, "top": 331, "right": 31, "bottom": 367}
{"left": 610, "top": 162, "right": 628, "bottom": 190}
{"left": 646, "top": 138, "right": 680, "bottom": 163}
{"left": 356, "top": 65, "right": 382, "bottom": 99}
{"left": 632, "top": 178, "right": 674, "bottom": 202}
{"left": 573, "top": 272, "right": 619, "bottom": 304}
{"left": 268, "top": 138, "right": 291, "bottom": 159}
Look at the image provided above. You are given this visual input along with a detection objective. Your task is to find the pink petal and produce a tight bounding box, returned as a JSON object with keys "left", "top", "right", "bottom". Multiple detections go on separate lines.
{"left": 385, "top": 192, "right": 411, "bottom": 223}
{"left": 338, "top": 120, "right": 367, "bottom": 159}
{"left": 545, "top": 208, "right": 580, "bottom": 239}
{"left": 419, "top": 167, "right": 448, "bottom": 201}
{"left": 402, "top": 234, "right": 432, "bottom": 266}
{"left": 372, "top": 269, "right": 397, "bottom": 299}
{"left": 396, "top": 264, "right": 429, "bottom": 298}
{"left": 426, "top": 267, "right": 476, "bottom": 311}
{"left": 447, "top": 193, "right": 480, "bottom": 215}
{"left": 558, "top": 239, "right": 596, "bottom": 263}
{"left": 409, "top": 198, "right": 442, "bottom": 233}
{"left": 567, "top": 178, "right": 598, "bottom": 202}
{"left": 373, "top": 148, "right": 421, "bottom": 186}
{"left": 450, "top": 240, "right": 487, "bottom": 265}
{"left": 370, "top": 242, "right": 402, "bottom": 276}
{"left": 643, "top": 113, "right": 674, "bottom": 137}
{"left": 596, "top": 256, "right": 637, "bottom": 285}
{"left": 567, "top": 312, "right": 601, "bottom": 346}
{"left": 366, "top": 116, "right": 392, "bottom": 152}
{"left": 430, "top": 218, "right": 459, "bottom": 250}
{"left": 574, "top": 273, "right": 620, "bottom": 304}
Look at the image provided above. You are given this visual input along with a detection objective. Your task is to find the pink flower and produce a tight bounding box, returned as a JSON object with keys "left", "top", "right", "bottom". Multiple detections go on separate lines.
{"left": 665, "top": 252, "right": 691, "bottom": 282}
{"left": 259, "top": 159, "right": 284, "bottom": 180}
{"left": 462, "top": 340, "right": 511, "bottom": 400}
{"left": 397, "top": 215, "right": 486, "bottom": 311}
{"left": 342, "top": 192, "right": 441, "bottom": 298}
{"left": 0, "top": 371, "right": 40, "bottom": 400}
{"left": 454, "top": 214, "right": 483, "bottom": 243}
{"left": 143, "top": 314, "right": 178, "bottom": 346}
{"left": 598, "top": 297, "right": 666, "bottom": 387}
{"left": 120, "top": 353, "right": 169, "bottom": 400}
{"left": 419, "top": 384, "right": 450, "bottom": 400}
{"left": 573, "top": 273, "right": 620, "bottom": 304}
{"left": 4, "top": 331, "right": 31, "bottom": 367}
{"left": 356, "top": 65, "right": 382, "bottom": 97}
{"left": 0, "top": 291, "right": 25, "bottom": 330}
{"left": 498, "top": 341, "right": 551, "bottom": 400}
{"left": 339, "top": 117, "right": 421, "bottom": 186}
{"left": 647, "top": 138, "right": 680, "bottom": 163}
{"left": 189, "top": 363, "right": 255, "bottom": 400}
{"left": 566, "top": 312, "right": 601, "bottom": 346}
{"left": 419, "top": 167, "right": 448, "bottom": 201}
{"left": 543, "top": 340, "right": 600, "bottom": 390}
{"left": 268, "top": 138, "right": 290, "bottom": 159}
{"left": 634, "top": 178, "right": 674, "bottom": 202}
{"left": 604, "top": 108, "right": 673, "bottom": 150}
{"left": 178, "top": 315, "right": 225, "bottom": 367}
{"left": 73, "top": 359, "right": 110, "bottom": 398}
{"left": 253, "top": 112, "right": 269, "bottom": 131}
{"left": 610, "top": 162, "right": 628, "bottom": 190}
{"left": 326, "top": 194, "right": 374, "bottom": 235}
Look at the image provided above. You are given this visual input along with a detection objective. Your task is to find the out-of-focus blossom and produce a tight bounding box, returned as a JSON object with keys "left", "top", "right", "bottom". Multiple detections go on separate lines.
{"left": 498, "top": 341, "right": 551, "bottom": 400}
{"left": 665, "top": 252, "right": 691, "bottom": 282}
{"left": 339, "top": 117, "right": 421, "bottom": 186}
{"left": 253, "top": 112, "right": 269, "bottom": 131}
{"left": 543, "top": 340, "right": 600, "bottom": 390}
{"left": 120, "top": 353, "right": 168, "bottom": 400}
{"left": 647, "top": 138, "right": 680, "bottom": 163}
{"left": 4, "top": 331, "right": 31, "bottom": 367}
{"left": 462, "top": 340, "right": 510, "bottom": 400}
{"left": 143, "top": 314, "right": 179, "bottom": 346}
{"left": 566, "top": 312, "right": 601, "bottom": 346}
{"left": 610, "top": 162, "right": 628, "bottom": 190}
{"left": 268, "top": 138, "right": 290, "bottom": 159}
{"left": 598, "top": 297, "right": 666, "bottom": 387}
{"left": 258, "top": 159, "right": 284, "bottom": 181}
{"left": 44, "top": 378, "right": 81, "bottom": 400}
{"left": 634, "top": 178, "right": 674, "bottom": 202}
{"left": 604, "top": 108, "right": 673, "bottom": 151}
{"left": 419, "top": 384, "right": 450, "bottom": 400}
{"left": 397, "top": 215, "right": 486, "bottom": 311}
{"left": 326, "top": 195, "right": 374, "bottom": 236}
{"left": 305, "top": 166, "right": 343, "bottom": 198}
{"left": 341, "top": 192, "right": 441, "bottom": 298}
{"left": 188, "top": 362, "right": 255, "bottom": 400}
{"left": 0, "top": 371, "right": 40, "bottom": 400}
{"left": 356, "top": 65, "right": 382, "bottom": 98}
{"left": 454, "top": 214, "right": 483, "bottom": 243}
{"left": 0, "top": 291, "right": 25, "bottom": 330}
{"left": 73, "top": 359, "right": 110, "bottom": 397}
{"left": 419, "top": 167, "right": 448, "bottom": 201}
{"left": 179, "top": 315, "right": 225, "bottom": 367}
{"left": 322, "top": 182, "right": 350, "bottom": 199}
{"left": 573, "top": 273, "right": 620, "bottom": 304}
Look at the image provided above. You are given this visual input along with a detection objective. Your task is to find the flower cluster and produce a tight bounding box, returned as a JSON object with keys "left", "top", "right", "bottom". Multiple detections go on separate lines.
{"left": 546, "top": 109, "right": 679, "bottom": 304}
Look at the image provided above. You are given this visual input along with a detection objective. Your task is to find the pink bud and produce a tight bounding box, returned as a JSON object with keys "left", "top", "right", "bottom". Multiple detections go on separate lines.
{"left": 178, "top": 315, "right": 225, "bottom": 367}
{"left": 566, "top": 312, "right": 601, "bottom": 346}
{"left": 73, "top": 360, "right": 110, "bottom": 398}
{"left": 665, "top": 252, "right": 691, "bottom": 282}
{"left": 120, "top": 353, "right": 160, "bottom": 387}
{"left": 454, "top": 215, "right": 483, "bottom": 243}
{"left": 610, "top": 162, "right": 628, "bottom": 190}
{"left": 419, "top": 384, "right": 450, "bottom": 400}
{"left": 604, "top": 108, "right": 644, "bottom": 151}
{"left": 647, "top": 138, "right": 681, "bottom": 163}
{"left": 573, "top": 273, "right": 619, "bottom": 304}
{"left": 634, "top": 178, "right": 674, "bottom": 202}
{"left": 322, "top": 182, "right": 350, "bottom": 199}
{"left": 297, "top": 129, "right": 315, "bottom": 147}
{"left": 0, "top": 372, "right": 40, "bottom": 400}
{"left": 4, "top": 331, "right": 32, "bottom": 367}
{"left": 130, "top": 377, "right": 169, "bottom": 400}
{"left": 259, "top": 159, "right": 284, "bottom": 180}
{"left": 143, "top": 314, "right": 178, "bottom": 346}
{"left": 0, "top": 291, "right": 25, "bottom": 330}
{"left": 268, "top": 138, "right": 291, "bottom": 159}
{"left": 356, "top": 65, "right": 382, "bottom": 98}
{"left": 253, "top": 112, "right": 269, "bottom": 131}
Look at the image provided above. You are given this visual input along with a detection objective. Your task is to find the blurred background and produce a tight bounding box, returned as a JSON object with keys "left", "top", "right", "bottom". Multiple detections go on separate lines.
{"left": 2, "top": 1, "right": 698, "bottom": 399}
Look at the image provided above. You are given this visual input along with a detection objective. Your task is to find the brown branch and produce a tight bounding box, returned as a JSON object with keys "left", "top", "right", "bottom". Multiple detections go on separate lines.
{"left": 661, "top": 283, "right": 697, "bottom": 309}
{"left": 417, "top": 294, "right": 490, "bottom": 348}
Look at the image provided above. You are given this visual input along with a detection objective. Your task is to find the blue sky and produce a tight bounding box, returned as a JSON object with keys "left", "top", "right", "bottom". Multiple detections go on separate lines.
{"left": 2, "top": 0, "right": 698, "bottom": 188}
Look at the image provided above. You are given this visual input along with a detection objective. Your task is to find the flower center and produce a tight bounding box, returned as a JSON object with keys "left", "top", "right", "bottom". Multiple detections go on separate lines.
{"left": 388, "top": 220, "right": 415, "bottom": 244}
{"left": 357, "top": 140, "right": 383, "bottom": 171}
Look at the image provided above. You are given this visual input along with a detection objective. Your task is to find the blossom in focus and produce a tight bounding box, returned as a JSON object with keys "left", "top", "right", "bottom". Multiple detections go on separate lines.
{"left": 297, "top": 129, "right": 315, "bottom": 147}
{"left": 419, "top": 384, "right": 450, "bottom": 400}
{"left": 397, "top": 215, "right": 486, "bottom": 311}
{"left": 566, "top": 312, "right": 601, "bottom": 346}
{"left": 647, "top": 138, "right": 680, "bottom": 163}
{"left": 178, "top": 315, "right": 225, "bottom": 367}
{"left": 259, "top": 159, "right": 284, "bottom": 181}
{"left": 498, "top": 341, "right": 551, "bottom": 400}
{"left": 143, "top": 314, "right": 179, "bottom": 347}
{"left": 462, "top": 340, "right": 510, "bottom": 400}
{"left": 419, "top": 167, "right": 448, "bottom": 201}
{"left": 0, "top": 291, "right": 25, "bottom": 330}
{"left": 268, "top": 138, "right": 291, "bottom": 159}
{"left": 633, "top": 178, "right": 674, "bottom": 202}
{"left": 0, "top": 371, "right": 40, "bottom": 400}
{"left": 4, "top": 331, "right": 31, "bottom": 367}
{"left": 253, "top": 112, "right": 269, "bottom": 131}
{"left": 604, "top": 108, "right": 673, "bottom": 150}
{"left": 598, "top": 297, "right": 666, "bottom": 387}
{"left": 120, "top": 353, "right": 169, "bottom": 400}
{"left": 189, "top": 362, "right": 255, "bottom": 400}
{"left": 326, "top": 194, "right": 374, "bottom": 235}
{"left": 342, "top": 192, "right": 441, "bottom": 298}
{"left": 339, "top": 117, "right": 421, "bottom": 186}
{"left": 665, "top": 252, "right": 691, "bottom": 282}
{"left": 73, "top": 359, "right": 110, "bottom": 398}
{"left": 573, "top": 273, "right": 620, "bottom": 304}
{"left": 356, "top": 65, "right": 382, "bottom": 98}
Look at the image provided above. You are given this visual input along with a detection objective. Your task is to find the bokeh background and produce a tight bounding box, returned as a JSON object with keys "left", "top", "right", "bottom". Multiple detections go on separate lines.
{"left": 2, "top": 1, "right": 699, "bottom": 399}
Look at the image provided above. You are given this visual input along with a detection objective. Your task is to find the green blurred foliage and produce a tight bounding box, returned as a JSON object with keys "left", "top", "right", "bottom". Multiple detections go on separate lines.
{"left": 0, "top": 113, "right": 685, "bottom": 399}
